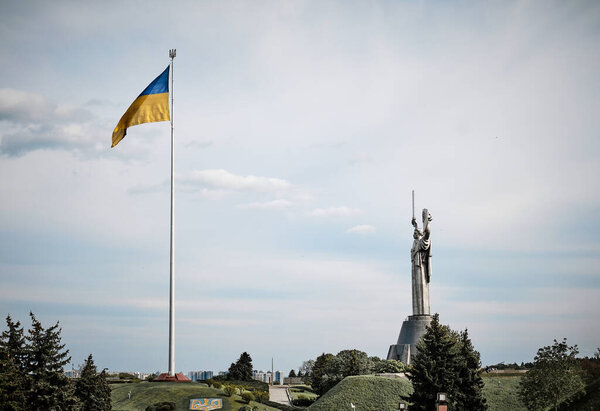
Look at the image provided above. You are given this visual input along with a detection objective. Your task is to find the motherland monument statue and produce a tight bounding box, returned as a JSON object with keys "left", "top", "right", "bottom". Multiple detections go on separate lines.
{"left": 387, "top": 192, "right": 433, "bottom": 364}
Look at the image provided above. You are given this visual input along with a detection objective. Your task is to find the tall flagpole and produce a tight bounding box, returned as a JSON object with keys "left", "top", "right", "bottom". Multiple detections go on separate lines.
{"left": 168, "top": 48, "right": 176, "bottom": 377}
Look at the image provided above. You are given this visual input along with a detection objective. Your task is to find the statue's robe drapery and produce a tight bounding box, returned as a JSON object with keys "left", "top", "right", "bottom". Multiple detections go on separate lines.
{"left": 411, "top": 234, "right": 431, "bottom": 316}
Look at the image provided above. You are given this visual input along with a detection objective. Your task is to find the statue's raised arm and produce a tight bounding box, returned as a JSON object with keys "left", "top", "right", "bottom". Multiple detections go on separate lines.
{"left": 422, "top": 209, "right": 432, "bottom": 241}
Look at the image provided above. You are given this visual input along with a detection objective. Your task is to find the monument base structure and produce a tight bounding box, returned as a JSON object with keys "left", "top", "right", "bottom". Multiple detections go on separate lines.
{"left": 387, "top": 314, "right": 432, "bottom": 364}
{"left": 155, "top": 372, "right": 190, "bottom": 382}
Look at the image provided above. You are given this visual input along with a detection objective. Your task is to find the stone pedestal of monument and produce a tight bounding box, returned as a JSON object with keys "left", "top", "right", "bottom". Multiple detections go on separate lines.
{"left": 387, "top": 314, "right": 432, "bottom": 364}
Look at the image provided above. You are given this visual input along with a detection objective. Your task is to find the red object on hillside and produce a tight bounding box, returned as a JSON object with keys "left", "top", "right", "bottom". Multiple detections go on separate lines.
{"left": 155, "top": 372, "right": 190, "bottom": 382}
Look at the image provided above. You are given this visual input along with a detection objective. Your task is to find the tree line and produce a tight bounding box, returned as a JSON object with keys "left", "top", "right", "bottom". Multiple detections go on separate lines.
{"left": 299, "top": 313, "right": 486, "bottom": 410}
{"left": 0, "top": 313, "right": 111, "bottom": 410}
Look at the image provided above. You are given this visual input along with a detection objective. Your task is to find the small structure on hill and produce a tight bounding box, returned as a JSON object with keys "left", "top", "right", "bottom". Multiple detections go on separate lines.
{"left": 387, "top": 203, "right": 433, "bottom": 364}
{"left": 155, "top": 372, "right": 190, "bottom": 382}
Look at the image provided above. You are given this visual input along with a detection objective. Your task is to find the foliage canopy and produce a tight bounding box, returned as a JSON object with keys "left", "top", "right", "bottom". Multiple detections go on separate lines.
{"left": 408, "top": 313, "right": 487, "bottom": 411}
{"left": 228, "top": 351, "right": 253, "bottom": 381}
{"left": 518, "top": 338, "right": 585, "bottom": 411}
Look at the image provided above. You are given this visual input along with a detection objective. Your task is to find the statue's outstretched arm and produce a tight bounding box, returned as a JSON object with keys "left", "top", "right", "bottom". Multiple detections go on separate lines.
{"left": 423, "top": 212, "right": 432, "bottom": 241}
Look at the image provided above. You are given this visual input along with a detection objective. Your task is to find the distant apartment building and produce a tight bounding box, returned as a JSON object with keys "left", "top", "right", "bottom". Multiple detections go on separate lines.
{"left": 253, "top": 370, "right": 283, "bottom": 385}
{"left": 188, "top": 370, "right": 214, "bottom": 381}
{"left": 64, "top": 369, "right": 81, "bottom": 379}
{"left": 134, "top": 372, "right": 152, "bottom": 380}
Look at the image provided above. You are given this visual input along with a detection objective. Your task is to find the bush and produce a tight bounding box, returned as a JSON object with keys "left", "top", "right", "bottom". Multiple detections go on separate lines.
{"left": 145, "top": 401, "right": 176, "bottom": 411}
{"left": 212, "top": 381, "right": 222, "bottom": 389}
{"left": 254, "top": 390, "right": 269, "bottom": 403}
{"left": 241, "top": 391, "right": 255, "bottom": 403}
{"left": 223, "top": 384, "right": 236, "bottom": 396}
{"left": 222, "top": 379, "right": 268, "bottom": 391}
{"left": 292, "top": 394, "right": 316, "bottom": 406}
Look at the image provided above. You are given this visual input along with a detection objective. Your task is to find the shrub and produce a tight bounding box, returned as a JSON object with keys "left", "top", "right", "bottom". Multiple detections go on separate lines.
{"left": 241, "top": 391, "right": 255, "bottom": 403}
{"left": 145, "top": 401, "right": 176, "bottom": 411}
{"left": 292, "top": 394, "right": 315, "bottom": 406}
{"left": 223, "top": 384, "right": 236, "bottom": 396}
{"left": 254, "top": 390, "right": 269, "bottom": 403}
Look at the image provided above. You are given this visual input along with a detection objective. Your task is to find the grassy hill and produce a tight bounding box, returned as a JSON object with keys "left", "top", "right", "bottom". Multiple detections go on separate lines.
{"left": 111, "top": 382, "right": 281, "bottom": 411}
{"left": 481, "top": 375, "right": 527, "bottom": 410}
{"left": 306, "top": 374, "right": 526, "bottom": 411}
{"left": 307, "top": 375, "right": 413, "bottom": 411}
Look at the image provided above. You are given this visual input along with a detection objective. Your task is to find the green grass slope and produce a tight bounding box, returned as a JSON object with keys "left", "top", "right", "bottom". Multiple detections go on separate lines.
{"left": 111, "top": 382, "right": 281, "bottom": 411}
{"left": 307, "top": 375, "right": 413, "bottom": 411}
{"left": 306, "top": 375, "right": 526, "bottom": 411}
{"left": 482, "top": 376, "right": 527, "bottom": 411}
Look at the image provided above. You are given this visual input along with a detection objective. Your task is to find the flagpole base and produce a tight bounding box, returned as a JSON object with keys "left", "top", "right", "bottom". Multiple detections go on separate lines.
{"left": 155, "top": 373, "right": 190, "bottom": 382}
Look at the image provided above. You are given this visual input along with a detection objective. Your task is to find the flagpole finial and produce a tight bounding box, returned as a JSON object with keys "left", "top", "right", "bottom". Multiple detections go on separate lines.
{"left": 169, "top": 49, "right": 176, "bottom": 59}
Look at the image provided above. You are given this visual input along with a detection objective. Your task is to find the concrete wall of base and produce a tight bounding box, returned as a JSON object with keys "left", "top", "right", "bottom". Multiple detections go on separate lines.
{"left": 387, "top": 315, "right": 432, "bottom": 364}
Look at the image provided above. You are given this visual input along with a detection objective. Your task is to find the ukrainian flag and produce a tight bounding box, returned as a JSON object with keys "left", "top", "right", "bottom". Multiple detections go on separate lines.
{"left": 112, "top": 66, "right": 170, "bottom": 148}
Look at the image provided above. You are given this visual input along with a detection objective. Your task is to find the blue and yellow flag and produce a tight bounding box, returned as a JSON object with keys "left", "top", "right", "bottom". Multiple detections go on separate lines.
{"left": 112, "top": 66, "right": 170, "bottom": 148}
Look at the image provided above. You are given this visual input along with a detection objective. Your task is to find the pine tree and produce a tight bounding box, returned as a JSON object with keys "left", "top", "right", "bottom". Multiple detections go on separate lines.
{"left": 455, "top": 329, "right": 487, "bottom": 410}
{"left": 236, "top": 352, "right": 253, "bottom": 381}
{"left": 408, "top": 314, "right": 460, "bottom": 410}
{"left": 228, "top": 352, "right": 253, "bottom": 381}
{"left": 75, "top": 354, "right": 112, "bottom": 411}
{"left": 25, "top": 312, "right": 77, "bottom": 410}
{"left": 0, "top": 346, "right": 27, "bottom": 410}
{"left": 1, "top": 315, "right": 27, "bottom": 372}
{"left": 0, "top": 315, "right": 28, "bottom": 409}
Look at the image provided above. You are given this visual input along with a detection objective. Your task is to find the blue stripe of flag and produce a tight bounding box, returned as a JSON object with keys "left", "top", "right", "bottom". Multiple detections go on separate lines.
{"left": 138, "top": 66, "right": 170, "bottom": 96}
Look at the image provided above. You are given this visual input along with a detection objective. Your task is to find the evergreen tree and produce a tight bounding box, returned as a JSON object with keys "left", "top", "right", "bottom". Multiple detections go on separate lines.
{"left": 25, "top": 312, "right": 77, "bottom": 410}
{"left": 74, "top": 354, "right": 112, "bottom": 411}
{"left": 0, "top": 346, "right": 27, "bottom": 410}
{"left": 408, "top": 314, "right": 460, "bottom": 410}
{"left": 455, "top": 329, "right": 487, "bottom": 410}
{"left": 0, "top": 315, "right": 28, "bottom": 410}
{"left": 228, "top": 352, "right": 253, "bottom": 381}
{"left": 1, "top": 315, "right": 27, "bottom": 372}
{"left": 408, "top": 314, "right": 487, "bottom": 411}
{"left": 288, "top": 369, "right": 296, "bottom": 378}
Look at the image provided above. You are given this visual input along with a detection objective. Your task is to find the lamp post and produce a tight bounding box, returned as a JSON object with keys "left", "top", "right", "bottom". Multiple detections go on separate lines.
{"left": 398, "top": 402, "right": 407, "bottom": 410}
{"left": 436, "top": 392, "right": 448, "bottom": 411}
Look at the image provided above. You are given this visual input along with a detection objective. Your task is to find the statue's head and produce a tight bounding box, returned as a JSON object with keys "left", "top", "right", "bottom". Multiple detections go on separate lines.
{"left": 413, "top": 228, "right": 423, "bottom": 239}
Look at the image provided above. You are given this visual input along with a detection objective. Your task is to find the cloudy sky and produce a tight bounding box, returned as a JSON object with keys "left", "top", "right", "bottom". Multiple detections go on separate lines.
{"left": 1, "top": 0, "right": 599, "bottom": 374}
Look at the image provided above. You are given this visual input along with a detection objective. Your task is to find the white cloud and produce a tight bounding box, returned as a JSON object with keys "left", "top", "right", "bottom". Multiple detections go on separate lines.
{"left": 237, "top": 199, "right": 293, "bottom": 210}
{"left": 0, "top": 88, "right": 55, "bottom": 122}
{"left": 346, "top": 224, "right": 376, "bottom": 234}
{"left": 311, "top": 206, "right": 361, "bottom": 218}
{"left": 181, "top": 169, "right": 291, "bottom": 193}
{"left": 0, "top": 88, "right": 105, "bottom": 157}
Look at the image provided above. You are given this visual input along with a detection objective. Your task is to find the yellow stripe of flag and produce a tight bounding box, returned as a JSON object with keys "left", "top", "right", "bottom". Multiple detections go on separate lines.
{"left": 112, "top": 66, "right": 170, "bottom": 148}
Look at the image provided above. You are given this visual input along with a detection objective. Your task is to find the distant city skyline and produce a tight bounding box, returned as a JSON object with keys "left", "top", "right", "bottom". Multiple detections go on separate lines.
{"left": 1, "top": 0, "right": 599, "bottom": 374}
